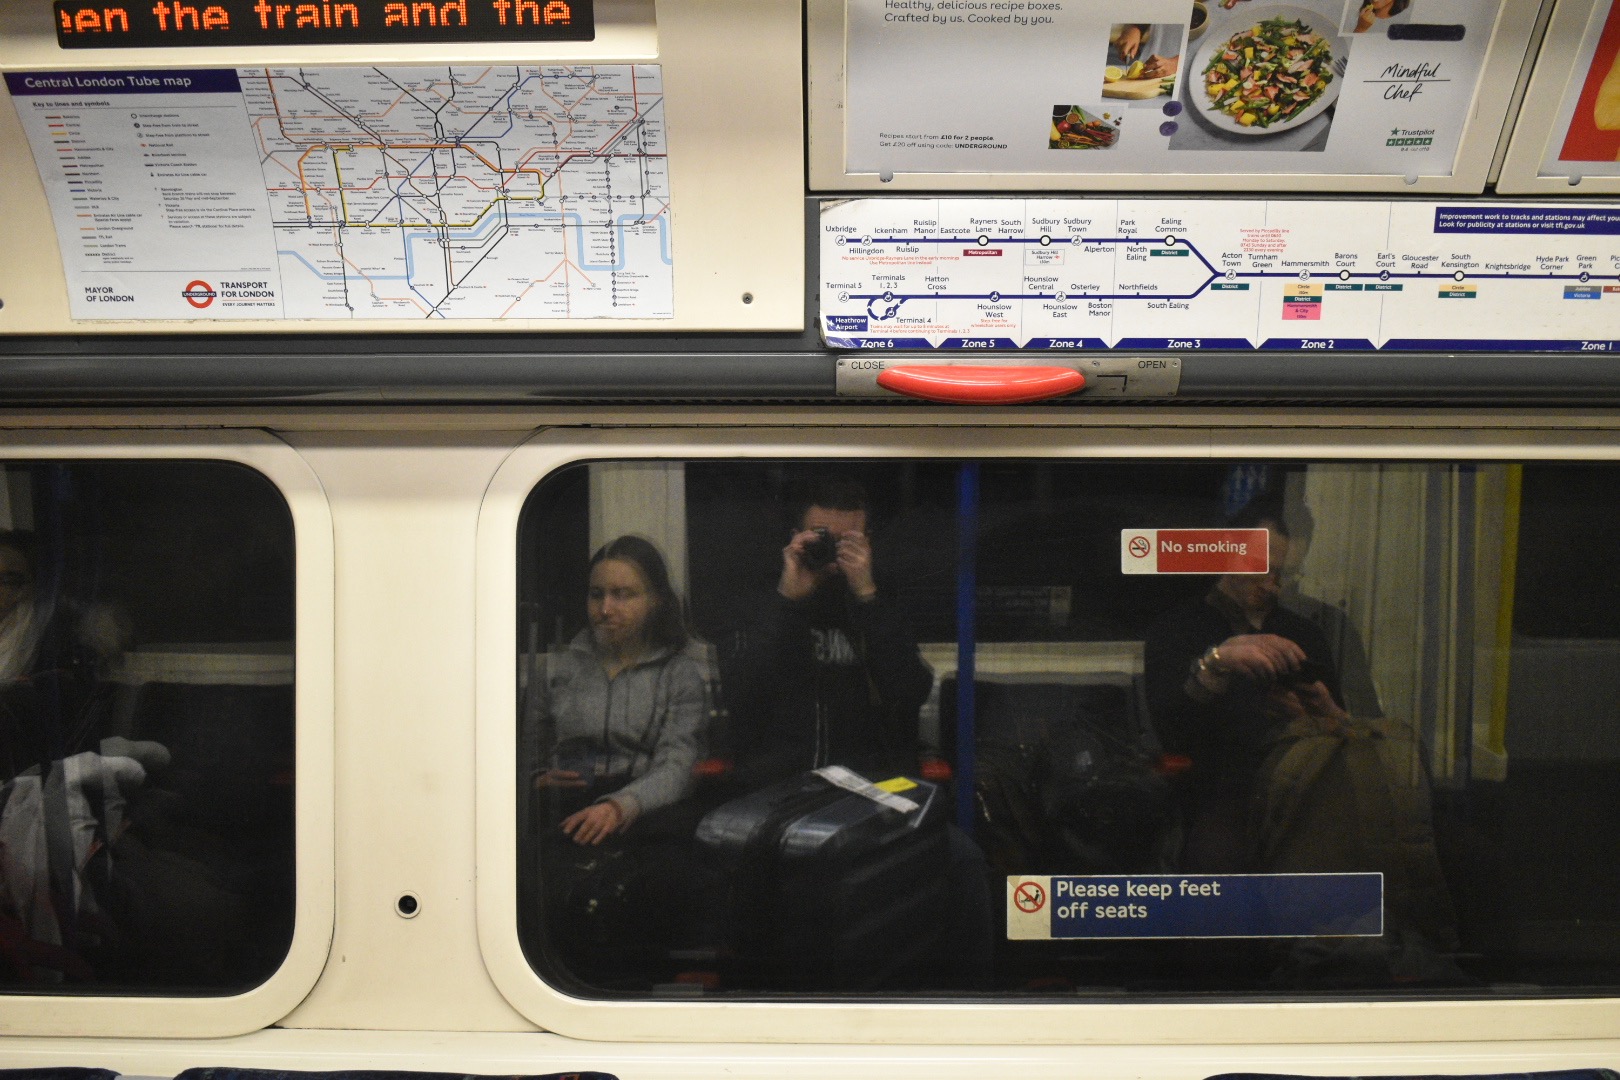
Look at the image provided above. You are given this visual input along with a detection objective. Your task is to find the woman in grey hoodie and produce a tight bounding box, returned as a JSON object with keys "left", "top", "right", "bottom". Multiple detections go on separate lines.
{"left": 530, "top": 535, "right": 707, "bottom": 846}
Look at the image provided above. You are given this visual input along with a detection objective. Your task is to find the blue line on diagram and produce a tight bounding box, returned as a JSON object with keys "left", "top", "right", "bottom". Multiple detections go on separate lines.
{"left": 842, "top": 233, "right": 1614, "bottom": 320}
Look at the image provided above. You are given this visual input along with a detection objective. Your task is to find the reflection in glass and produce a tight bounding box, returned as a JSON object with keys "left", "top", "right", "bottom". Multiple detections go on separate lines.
{"left": 0, "top": 462, "right": 295, "bottom": 994}
{"left": 516, "top": 459, "right": 1620, "bottom": 1000}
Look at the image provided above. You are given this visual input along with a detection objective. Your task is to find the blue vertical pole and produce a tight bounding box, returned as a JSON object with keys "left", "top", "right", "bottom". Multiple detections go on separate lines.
{"left": 954, "top": 462, "right": 979, "bottom": 831}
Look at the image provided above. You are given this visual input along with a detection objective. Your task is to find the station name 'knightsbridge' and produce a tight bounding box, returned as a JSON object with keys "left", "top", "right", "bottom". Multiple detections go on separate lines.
{"left": 51, "top": 0, "right": 595, "bottom": 46}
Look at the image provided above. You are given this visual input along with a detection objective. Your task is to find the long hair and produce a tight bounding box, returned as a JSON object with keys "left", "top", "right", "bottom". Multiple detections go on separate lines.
{"left": 588, "top": 535, "right": 688, "bottom": 652}
{"left": 0, "top": 530, "right": 42, "bottom": 684}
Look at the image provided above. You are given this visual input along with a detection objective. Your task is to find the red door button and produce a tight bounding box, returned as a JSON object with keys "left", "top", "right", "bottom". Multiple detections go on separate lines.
{"left": 875, "top": 365, "right": 1086, "bottom": 404}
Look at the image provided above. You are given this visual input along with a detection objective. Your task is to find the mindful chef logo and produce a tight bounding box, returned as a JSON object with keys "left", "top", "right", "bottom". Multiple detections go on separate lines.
{"left": 181, "top": 280, "right": 217, "bottom": 309}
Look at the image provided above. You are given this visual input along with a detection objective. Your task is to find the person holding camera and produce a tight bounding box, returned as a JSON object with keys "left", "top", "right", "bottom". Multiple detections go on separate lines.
{"left": 720, "top": 480, "right": 995, "bottom": 986}
{"left": 725, "top": 479, "right": 933, "bottom": 789}
{"left": 1142, "top": 499, "right": 1345, "bottom": 873}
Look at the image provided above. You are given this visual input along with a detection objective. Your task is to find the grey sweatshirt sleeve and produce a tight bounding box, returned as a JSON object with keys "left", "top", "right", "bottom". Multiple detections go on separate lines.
{"left": 603, "top": 653, "right": 708, "bottom": 823}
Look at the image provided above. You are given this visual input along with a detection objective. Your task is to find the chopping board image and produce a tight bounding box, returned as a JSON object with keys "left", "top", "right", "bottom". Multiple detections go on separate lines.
{"left": 1102, "top": 77, "right": 1174, "bottom": 99}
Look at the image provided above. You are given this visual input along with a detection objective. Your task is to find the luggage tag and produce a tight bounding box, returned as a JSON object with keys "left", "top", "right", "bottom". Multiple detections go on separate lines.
{"left": 813, "top": 765, "right": 921, "bottom": 814}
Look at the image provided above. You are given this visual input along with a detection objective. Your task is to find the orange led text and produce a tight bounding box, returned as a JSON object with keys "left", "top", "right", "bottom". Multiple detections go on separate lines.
{"left": 149, "top": 1, "right": 231, "bottom": 29}
{"left": 58, "top": 6, "right": 133, "bottom": 32}
{"left": 253, "top": 0, "right": 360, "bottom": 27}
{"left": 490, "top": 0, "right": 571, "bottom": 26}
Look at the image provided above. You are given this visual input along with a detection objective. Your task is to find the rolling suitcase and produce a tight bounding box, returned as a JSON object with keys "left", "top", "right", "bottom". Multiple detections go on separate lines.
{"left": 696, "top": 768, "right": 951, "bottom": 989}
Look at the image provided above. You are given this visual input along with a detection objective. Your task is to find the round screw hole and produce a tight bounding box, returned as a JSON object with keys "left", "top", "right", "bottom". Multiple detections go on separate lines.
{"left": 396, "top": 893, "right": 420, "bottom": 918}
{"left": 741, "top": 292, "right": 754, "bottom": 305}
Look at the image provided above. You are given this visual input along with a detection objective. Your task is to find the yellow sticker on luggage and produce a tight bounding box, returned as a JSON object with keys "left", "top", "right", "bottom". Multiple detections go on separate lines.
{"left": 875, "top": 777, "right": 918, "bottom": 793}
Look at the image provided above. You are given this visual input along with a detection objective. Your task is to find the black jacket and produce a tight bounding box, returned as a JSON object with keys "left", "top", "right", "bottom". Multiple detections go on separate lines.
{"left": 725, "top": 587, "right": 934, "bottom": 787}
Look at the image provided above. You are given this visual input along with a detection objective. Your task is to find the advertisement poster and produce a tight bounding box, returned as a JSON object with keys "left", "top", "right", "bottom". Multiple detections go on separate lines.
{"left": 1548, "top": 0, "right": 1620, "bottom": 172}
{"left": 846, "top": 0, "right": 1498, "bottom": 178}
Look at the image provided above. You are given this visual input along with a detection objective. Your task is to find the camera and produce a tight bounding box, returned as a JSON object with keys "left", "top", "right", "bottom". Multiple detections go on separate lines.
{"left": 801, "top": 526, "right": 839, "bottom": 571}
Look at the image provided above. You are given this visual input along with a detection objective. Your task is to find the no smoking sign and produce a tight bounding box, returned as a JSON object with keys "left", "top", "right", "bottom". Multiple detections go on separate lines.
{"left": 1120, "top": 529, "right": 1270, "bottom": 575}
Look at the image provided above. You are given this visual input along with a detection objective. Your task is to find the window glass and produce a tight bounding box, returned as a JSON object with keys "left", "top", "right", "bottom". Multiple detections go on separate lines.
{"left": 0, "top": 461, "right": 295, "bottom": 995}
{"left": 516, "top": 459, "right": 1619, "bottom": 1000}
{"left": 1514, "top": 464, "right": 1620, "bottom": 638}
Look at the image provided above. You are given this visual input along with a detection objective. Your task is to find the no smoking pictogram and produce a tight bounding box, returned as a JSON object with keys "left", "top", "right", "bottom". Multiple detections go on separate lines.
{"left": 1014, "top": 881, "right": 1046, "bottom": 913}
{"left": 1127, "top": 535, "right": 1152, "bottom": 559}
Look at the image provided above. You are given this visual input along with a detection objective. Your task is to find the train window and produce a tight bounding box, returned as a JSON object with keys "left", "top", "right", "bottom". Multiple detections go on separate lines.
{"left": 510, "top": 454, "right": 1620, "bottom": 1009}
{"left": 0, "top": 457, "right": 298, "bottom": 999}
{"left": 1514, "top": 464, "right": 1620, "bottom": 639}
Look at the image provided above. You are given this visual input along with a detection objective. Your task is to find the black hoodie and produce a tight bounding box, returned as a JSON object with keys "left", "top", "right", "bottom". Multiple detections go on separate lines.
{"left": 725, "top": 583, "right": 934, "bottom": 787}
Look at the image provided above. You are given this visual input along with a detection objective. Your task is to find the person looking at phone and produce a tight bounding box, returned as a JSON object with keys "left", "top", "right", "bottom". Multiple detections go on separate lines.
{"left": 528, "top": 534, "right": 707, "bottom": 846}
{"left": 726, "top": 478, "right": 932, "bottom": 787}
{"left": 1142, "top": 497, "right": 1346, "bottom": 872}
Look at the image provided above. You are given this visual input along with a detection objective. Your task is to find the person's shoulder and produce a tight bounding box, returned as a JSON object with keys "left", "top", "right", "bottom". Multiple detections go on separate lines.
{"left": 544, "top": 633, "right": 597, "bottom": 677}
{"left": 653, "top": 645, "right": 710, "bottom": 698}
{"left": 666, "top": 644, "right": 709, "bottom": 678}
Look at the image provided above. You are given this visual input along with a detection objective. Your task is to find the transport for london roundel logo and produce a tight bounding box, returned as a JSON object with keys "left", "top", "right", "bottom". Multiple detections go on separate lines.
{"left": 182, "top": 280, "right": 217, "bottom": 309}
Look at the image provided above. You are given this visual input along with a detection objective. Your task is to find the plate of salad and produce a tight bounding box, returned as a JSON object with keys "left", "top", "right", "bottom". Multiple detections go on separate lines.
{"left": 1191, "top": 5, "right": 1344, "bottom": 136}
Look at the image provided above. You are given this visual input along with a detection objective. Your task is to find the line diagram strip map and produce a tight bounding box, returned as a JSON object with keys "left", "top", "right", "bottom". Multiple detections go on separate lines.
{"left": 819, "top": 197, "right": 1620, "bottom": 352}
